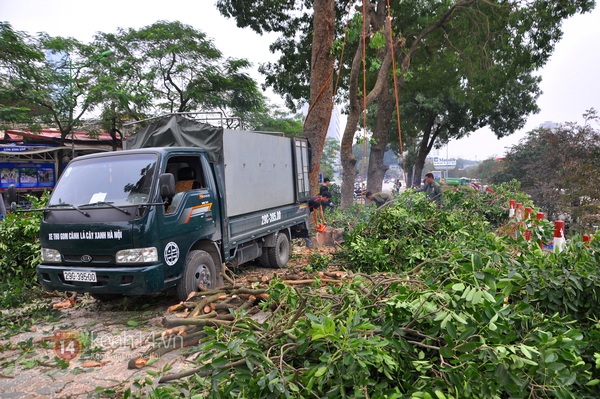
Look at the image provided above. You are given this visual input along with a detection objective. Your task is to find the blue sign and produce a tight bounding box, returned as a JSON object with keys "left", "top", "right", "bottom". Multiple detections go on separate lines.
{"left": 0, "top": 145, "right": 53, "bottom": 152}
{"left": 0, "top": 162, "right": 55, "bottom": 190}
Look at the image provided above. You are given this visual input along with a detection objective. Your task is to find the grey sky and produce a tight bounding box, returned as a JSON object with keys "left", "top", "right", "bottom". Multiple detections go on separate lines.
{"left": 2, "top": 1, "right": 598, "bottom": 160}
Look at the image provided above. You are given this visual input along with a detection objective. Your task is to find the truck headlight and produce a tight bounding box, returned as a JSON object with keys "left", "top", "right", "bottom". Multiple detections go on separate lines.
{"left": 116, "top": 247, "right": 158, "bottom": 264}
{"left": 41, "top": 248, "right": 62, "bottom": 263}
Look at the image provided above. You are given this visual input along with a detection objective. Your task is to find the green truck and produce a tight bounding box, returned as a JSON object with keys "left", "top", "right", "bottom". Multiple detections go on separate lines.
{"left": 36, "top": 115, "right": 311, "bottom": 300}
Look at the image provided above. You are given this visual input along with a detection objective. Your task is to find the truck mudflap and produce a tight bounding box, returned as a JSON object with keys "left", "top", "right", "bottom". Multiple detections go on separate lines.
{"left": 36, "top": 263, "right": 166, "bottom": 296}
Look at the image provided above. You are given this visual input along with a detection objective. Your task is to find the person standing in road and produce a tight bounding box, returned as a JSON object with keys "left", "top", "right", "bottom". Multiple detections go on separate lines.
{"left": 415, "top": 172, "right": 443, "bottom": 206}
{"left": 365, "top": 191, "right": 394, "bottom": 208}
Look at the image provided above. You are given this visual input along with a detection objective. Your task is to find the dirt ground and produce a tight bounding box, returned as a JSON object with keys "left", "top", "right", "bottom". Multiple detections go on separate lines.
{"left": 0, "top": 244, "right": 332, "bottom": 399}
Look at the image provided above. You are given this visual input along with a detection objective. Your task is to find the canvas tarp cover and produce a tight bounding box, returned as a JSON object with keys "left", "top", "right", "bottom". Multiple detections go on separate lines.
{"left": 123, "top": 115, "right": 224, "bottom": 163}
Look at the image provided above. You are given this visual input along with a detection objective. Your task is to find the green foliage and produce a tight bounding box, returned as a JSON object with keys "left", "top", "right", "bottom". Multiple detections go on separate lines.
{"left": 490, "top": 120, "right": 600, "bottom": 234}
{"left": 0, "top": 192, "right": 48, "bottom": 307}
{"left": 324, "top": 201, "right": 373, "bottom": 230}
{"left": 244, "top": 107, "right": 304, "bottom": 135}
{"left": 0, "top": 21, "right": 265, "bottom": 141}
{"left": 94, "top": 20, "right": 264, "bottom": 119}
{"left": 146, "top": 182, "right": 600, "bottom": 398}
{"left": 340, "top": 187, "right": 532, "bottom": 273}
{"left": 305, "top": 252, "right": 331, "bottom": 272}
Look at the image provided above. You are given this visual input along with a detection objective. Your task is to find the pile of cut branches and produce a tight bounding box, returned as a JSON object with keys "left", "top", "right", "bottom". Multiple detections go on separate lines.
{"left": 127, "top": 263, "right": 349, "bottom": 375}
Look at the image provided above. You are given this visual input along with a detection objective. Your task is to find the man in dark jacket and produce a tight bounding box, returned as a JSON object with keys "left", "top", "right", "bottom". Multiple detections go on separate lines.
{"left": 415, "top": 172, "right": 443, "bottom": 206}
{"left": 319, "top": 177, "right": 331, "bottom": 195}
{"left": 319, "top": 177, "right": 335, "bottom": 214}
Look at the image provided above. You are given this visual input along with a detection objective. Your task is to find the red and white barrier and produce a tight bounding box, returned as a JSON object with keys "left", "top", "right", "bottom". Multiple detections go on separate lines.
{"left": 553, "top": 220, "right": 565, "bottom": 253}
{"left": 505, "top": 201, "right": 595, "bottom": 251}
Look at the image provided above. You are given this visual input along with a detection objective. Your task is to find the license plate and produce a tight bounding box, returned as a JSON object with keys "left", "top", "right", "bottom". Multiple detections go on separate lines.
{"left": 63, "top": 271, "right": 97, "bottom": 282}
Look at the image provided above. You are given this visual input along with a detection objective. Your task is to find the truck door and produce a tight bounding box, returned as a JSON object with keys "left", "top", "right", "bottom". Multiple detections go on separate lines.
{"left": 158, "top": 155, "right": 220, "bottom": 282}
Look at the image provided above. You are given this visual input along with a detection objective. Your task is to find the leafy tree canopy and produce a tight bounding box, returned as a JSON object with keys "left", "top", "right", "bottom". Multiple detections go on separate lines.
{"left": 490, "top": 110, "right": 600, "bottom": 233}
{"left": 93, "top": 20, "right": 265, "bottom": 119}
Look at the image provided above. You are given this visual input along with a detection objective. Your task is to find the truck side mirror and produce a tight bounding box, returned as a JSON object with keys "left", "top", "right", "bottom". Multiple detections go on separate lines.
{"left": 7, "top": 184, "right": 17, "bottom": 212}
{"left": 159, "top": 173, "right": 175, "bottom": 200}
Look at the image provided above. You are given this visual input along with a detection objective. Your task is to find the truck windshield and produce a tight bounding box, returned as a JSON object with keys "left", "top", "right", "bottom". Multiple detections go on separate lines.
{"left": 49, "top": 154, "right": 158, "bottom": 207}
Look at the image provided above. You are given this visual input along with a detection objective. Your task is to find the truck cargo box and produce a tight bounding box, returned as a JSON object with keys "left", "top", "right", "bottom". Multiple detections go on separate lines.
{"left": 124, "top": 115, "right": 311, "bottom": 217}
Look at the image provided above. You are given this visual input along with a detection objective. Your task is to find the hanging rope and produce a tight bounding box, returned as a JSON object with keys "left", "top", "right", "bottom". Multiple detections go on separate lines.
{"left": 386, "top": 0, "right": 407, "bottom": 185}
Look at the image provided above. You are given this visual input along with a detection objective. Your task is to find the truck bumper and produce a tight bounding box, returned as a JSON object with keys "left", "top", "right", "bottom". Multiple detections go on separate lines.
{"left": 36, "top": 263, "right": 166, "bottom": 296}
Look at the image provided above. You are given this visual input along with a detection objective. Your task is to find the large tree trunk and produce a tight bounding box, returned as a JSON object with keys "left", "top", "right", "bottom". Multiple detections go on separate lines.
{"left": 340, "top": 110, "right": 361, "bottom": 209}
{"left": 366, "top": 86, "right": 394, "bottom": 194}
{"left": 339, "top": 1, "right": 392, "bottom": 208}
{"left": 303, "top": 0, "right": 335, "bottom": 195}
{"left": 412, "top": 112, "right": 440, "bottom": 187}
{"left": 405, "top": 164, "right": 414, "bottom": 188}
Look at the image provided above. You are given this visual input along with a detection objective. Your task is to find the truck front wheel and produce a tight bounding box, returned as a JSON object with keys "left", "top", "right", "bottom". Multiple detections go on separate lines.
{"left": 177, "top": 250, "right": 220, "bottom": 301}
{"left": 267, "top": 232, "right": 290, "bottom": 268}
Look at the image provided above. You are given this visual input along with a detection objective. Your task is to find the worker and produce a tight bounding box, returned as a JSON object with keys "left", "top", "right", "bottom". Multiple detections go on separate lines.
{"left": 364, "top": 191, "right": 393, "bottom": 208}
{"left": 319, "top": 177, "right": 335, "bottom": 213}
{"left": 304, "top": 191, "right": 331, "bottom": 248}
{"left": 415, "top": 172, "right": 443, "bottom": 206}
{"left": 308, "top": 191, "right": 331, "bottom": 225}
{"left": 319, "top": 177, "right": 331, "bottom": 195}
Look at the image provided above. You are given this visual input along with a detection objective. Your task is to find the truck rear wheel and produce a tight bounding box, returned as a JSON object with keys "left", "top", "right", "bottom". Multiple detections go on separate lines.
{"left": 258, "top": 250, "right": 272, "bottom": 268}
{"left": 177, "top": 250, "right": 220, "bottom": 301}
{"left": 267, "top": 232, "right": 290, "bottom": 269}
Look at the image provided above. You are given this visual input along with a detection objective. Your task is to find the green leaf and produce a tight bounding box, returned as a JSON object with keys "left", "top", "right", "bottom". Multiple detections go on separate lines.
{"left": 452, "top": 283, "right": 465, "bottom": 292}
{"left": 314, "top": 366, "right": 327, "bottom": 377}
{"left": 445, "top": 317, "right": 457, "bottom": 339}
{"left": 289, "top": 382, "right": 300, "bottom": 392}
{"left": 434, "top": 311, "right": 448, "bottom": 322}
{"left": 465, "top": 288, "right": 476, "bottom": 302}
{"left": 545, "top": 352, "right": 558, "bottom": 363}
{"left": 434, "top": 391, "right": 447, "bottom": 399}
{"left": 440, "top": 346, "right": 454, "bottom": 359}
{"left": 471, "top": 253, "right": 483, "bottom": 270}
{"left": 452, "top": 313, "right": 468, "bottom": 325}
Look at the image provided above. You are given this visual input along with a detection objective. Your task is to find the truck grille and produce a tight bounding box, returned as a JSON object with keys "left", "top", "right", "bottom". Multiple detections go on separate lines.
{"left": 63, "top": 255, "right": 113, "bottom": 263}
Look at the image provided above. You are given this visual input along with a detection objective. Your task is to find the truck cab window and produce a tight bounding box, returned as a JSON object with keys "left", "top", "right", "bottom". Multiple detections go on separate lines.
{"left": 175, "top": 167, "right": 200, "bottom": 193}
{"left": 165, "top": 156, "right": 204, "bottom": 213}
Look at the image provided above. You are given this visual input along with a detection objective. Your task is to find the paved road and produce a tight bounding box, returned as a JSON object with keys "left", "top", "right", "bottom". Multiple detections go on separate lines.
{"left": 0, "top": 294, "right": 190, "bottom": 398}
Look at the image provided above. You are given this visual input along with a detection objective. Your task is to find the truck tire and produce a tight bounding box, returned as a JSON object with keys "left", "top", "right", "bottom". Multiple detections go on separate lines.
{"left": 267, "top": 232, "right": 290, "bottom": 269}
{"left": 177, "top": 250, "right": 219, "bottom": 301}
{"left": 258, "top": 250, "right": 271, "bottom": 268}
